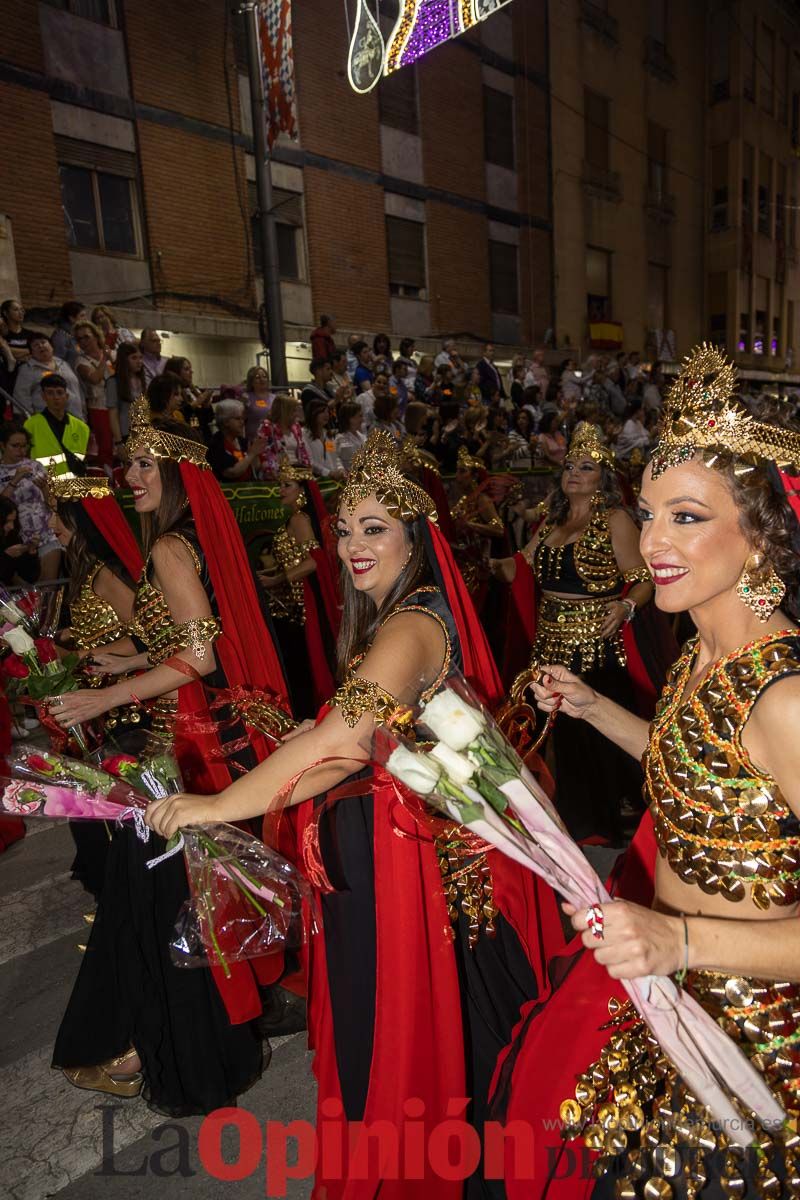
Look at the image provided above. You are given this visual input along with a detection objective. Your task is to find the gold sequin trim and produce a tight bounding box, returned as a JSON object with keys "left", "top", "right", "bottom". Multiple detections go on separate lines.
{"left": 647, "top": 632, "right": 800, "bottom": 908}
{"left": 558, "top": 972, "right": 800, "bottom": 1197}
{"left": 268, "top": 526, "right": 319, "bottom": 623}
{"left": 70, "top": 563, "right": 127, "bottom": 651}
{"left": 435, "top": 827, "right": 498, "bottom": 949}
{"left": 623, "top": 566, "right": 652, "bottom": 585}
{"left": 535, "top": 497, "right": 622, "bottom": 595}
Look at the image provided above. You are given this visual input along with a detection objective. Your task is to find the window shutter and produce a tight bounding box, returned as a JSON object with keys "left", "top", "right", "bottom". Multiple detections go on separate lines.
{"left": 54, "top": 135, "right": 136, "bottom": 178}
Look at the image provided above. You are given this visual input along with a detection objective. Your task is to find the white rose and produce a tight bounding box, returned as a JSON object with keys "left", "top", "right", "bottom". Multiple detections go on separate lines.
{"left": 386, "top": 745, "right": 442, "bottom": 796}
{"left": 3, "top": 627, "right": 35, "bottom": 656}
{"left": 420, "top": 690, "right": 485, "bottom": 751}
{"left": 429, "top": 742, "right": 475, "bottom": 786}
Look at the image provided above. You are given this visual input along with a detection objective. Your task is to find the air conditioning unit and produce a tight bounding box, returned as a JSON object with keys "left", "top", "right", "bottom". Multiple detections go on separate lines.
{"left": 0, "top": 215, "right": 20, "bottom": 300}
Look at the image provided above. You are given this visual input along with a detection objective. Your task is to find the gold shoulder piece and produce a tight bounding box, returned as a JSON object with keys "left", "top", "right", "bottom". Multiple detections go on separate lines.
{"left": 330, "top": 673, "right": 402, "bottom": 728}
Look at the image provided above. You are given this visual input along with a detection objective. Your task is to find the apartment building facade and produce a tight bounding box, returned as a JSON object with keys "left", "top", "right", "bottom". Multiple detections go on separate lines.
{"left": 0, "top": 0, "right": 554, "bottom": 382}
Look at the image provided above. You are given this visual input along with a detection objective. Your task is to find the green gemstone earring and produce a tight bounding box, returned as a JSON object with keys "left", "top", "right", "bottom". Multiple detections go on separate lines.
{"left": 736, "top": 553, "right": 786, "bottom": 621}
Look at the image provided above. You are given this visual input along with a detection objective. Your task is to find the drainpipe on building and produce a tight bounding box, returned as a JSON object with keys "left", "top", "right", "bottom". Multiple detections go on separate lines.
{"left": 241, "top": 0, "right": 288, "bottom": 386}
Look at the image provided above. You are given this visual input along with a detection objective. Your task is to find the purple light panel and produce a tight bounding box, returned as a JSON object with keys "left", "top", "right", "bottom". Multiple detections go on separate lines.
{"left": 399, "top": 0, "right": 460, "bottom": 67}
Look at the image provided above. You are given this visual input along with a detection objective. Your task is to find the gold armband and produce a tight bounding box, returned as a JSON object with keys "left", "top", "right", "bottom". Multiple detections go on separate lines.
{"left": 148, "top": 615, "right": 221, "bottom": 665}
{"left": 331, "top": 674, "right": 402, "bottom": 728}
{"left": 623, "top": 567, "right": 651, "bottom": 585}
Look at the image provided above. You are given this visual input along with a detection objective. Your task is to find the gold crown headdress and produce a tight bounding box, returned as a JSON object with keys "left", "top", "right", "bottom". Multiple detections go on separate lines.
{"left": 46, "top": 463, "right": 112, "bottom": 502}
{"left": 341, "top": 429, "right": 437, "bottom": 522}
{"left": 276, "top": 455, "right": 313, "bottom": 484}
{"left": 651, "top": 344, "right": 800, "bottom": 478}
{"left": 565, "top": 422, "right": 615, "bottom": 468}
{"left": 126, "top": 396, "right": 210, "bottom": 469}
{"left": 400, "top": 436, "right": 441, "bottom": 476}
{"left": 456, "top": 445, "right": 485, "bottom": 474}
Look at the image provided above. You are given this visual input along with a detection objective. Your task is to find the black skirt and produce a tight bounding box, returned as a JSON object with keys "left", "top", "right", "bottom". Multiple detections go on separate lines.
{"left": 52, "top": 824, "right": 263, "bottom": 1117}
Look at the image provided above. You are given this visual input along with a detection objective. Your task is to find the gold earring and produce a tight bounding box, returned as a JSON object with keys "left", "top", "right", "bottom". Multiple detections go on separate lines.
{"left": 736, "top": 553, "right": 786, "bottom": 621}
{"left": 295, "top": 491, "right": 305, "bottom": 510}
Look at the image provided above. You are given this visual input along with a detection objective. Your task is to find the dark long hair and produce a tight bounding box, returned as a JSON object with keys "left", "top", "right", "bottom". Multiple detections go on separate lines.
{"left": 336, "top": 515, "right": 431, "bottom": 678}
{"left": 546, "top": 461, "right": 622, "bottom": 525}
{"left": 115, "top": 342, "right": 143, "bottom": 406}
{"left": 136, "top": 421, "right": 204, "bottom": 556}
{"left": 58, "top": 502, "right": 134, "bottom": 604}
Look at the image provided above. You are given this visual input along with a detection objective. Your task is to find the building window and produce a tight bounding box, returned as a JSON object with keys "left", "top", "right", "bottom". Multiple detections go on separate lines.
{"left": 760, "top": 25, "right": 775, "bottom": 114}
{"left": 647, "top": 262, "right": 668, "bottom": 333}
{"left": 772, "top": 314, "right": 781, "bottom": 356}
{"left": 778, "top": 40, "right": 789, "bottom": 123}
{"left": 648, "top": 0, "right": 667, "bottom": 46}
{"left": 738, "top": 310, "right": 750, "bottom": 353}
{"left": 41, "top": 0, "right": 116, "bottom": 25}
{"left": 708, "top": 271, "right": 727, "bottom": 347}
{"left": 584, "top": 89, "right": 610, "bottom": 171}
{"left": 777, "top": 164, "right": 787, "bottom": 243}
{"left": 59, "top": 164, "right": 138, "bottom": 255}
{"left": 379, "top": 65, "right": 419, "bottom": 135}
{"left": 386, "top": 215, "right": 426, "bottom": 297}
{"left": 788, "top": 299, "right": 795, "bottom": 350}
{"left": 249, "top": 184, "right": 304, "bottom": 281}
{"left": 586, "top": 245, "right": 612, "bottom": 320}
{"left": 647, "top": 122, "right": 668, "bottom": 201}
{"left": 754, "top": 276, "right": 769, "bottom": 355}
{"left": 710, "top": 144, "right": 728, "bottom": 231}
{"left": 758, "top": 153, "right": 772, "bottom": 237}
{"left": 709, "top": 5, "right": 730, "bottom": 102}
{"left": 488, "top": 240, "right": 519, "bottom": 315}
{"left": 483, "top": 87, "right": 515, "bottom": 170}
{"left": 742, "top": 143, "right": 753, "bottom": 229}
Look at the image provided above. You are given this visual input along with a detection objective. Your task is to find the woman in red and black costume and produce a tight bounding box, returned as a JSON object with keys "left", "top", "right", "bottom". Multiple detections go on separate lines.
{"left": 49, "top": 402, "right": 293, "bottom": 1115}
{"left": 147, "top": 429, "right": 563, "bottom": 1199}
{"left": 43, "top": 472, "right": 144, "bottom": 897}
{"left": 259, "top": 456, "right": 340, "bottom": 718}
{"left": 491, "top": 362, "right": 800, "bottom": 1199}
{"left": 491, "top": 424, "right": 675, "bottom": 844}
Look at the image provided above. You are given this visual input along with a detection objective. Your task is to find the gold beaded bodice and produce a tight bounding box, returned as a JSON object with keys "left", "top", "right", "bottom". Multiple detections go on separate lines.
{"left": 71, "top": 563, "right": 126, "bottom": 651}
{"left": 129, "top": 533, "right": 221, "bottom": 666}
{"left": 533, "top": 498, "right": 622, "bottom": 596}
{"left": 647, "top": 631, "right": 800, "bottom": 909}
{"left": 270, "top": 525, "right": 319, "bottom": 622}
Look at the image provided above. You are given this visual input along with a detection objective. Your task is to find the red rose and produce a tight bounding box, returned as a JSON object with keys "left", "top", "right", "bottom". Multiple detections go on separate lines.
{"left": 3, "top": 655, "right": 29, "bottom": 679}
{"left": 34, "top": 638, "right": 58, "bottom": 664}
{"left": 26, "top": 753, "right": 52, "bottom": 774}
{"left": 101, "top": 753, "right": 138, "bottom": 777}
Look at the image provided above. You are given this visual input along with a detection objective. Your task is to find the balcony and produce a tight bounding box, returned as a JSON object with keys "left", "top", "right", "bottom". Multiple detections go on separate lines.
{"left": 645, "top": 187, "right": 676, "bottom": 221}
{"left": 579, "top": 1, "right": 618, "bottom": 46}
{"left": 644, "top": 36, "right": 676, "bottom": 83}
{"left": 582, "top": 162, "right": 622, "bottom": 202}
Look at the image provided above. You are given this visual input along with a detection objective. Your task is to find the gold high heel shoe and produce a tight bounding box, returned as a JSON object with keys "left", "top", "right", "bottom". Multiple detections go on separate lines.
{"left": 62, "top": 1048, "right": 143, "bottom": 1098}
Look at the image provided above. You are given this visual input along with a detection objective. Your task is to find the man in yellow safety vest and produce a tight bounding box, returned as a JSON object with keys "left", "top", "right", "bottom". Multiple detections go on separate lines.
{"left": 24, "top": 373, "right": 91, "bottom": 476}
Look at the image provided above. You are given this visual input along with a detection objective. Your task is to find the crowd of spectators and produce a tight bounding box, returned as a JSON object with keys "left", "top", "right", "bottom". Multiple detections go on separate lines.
{"left": 4, "top": 299, "right": 795, "bottom": 506}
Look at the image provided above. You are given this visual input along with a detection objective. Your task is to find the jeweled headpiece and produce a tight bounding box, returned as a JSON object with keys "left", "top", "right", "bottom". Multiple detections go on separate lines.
{"left": 456, "top": 445, "right": 485, "bottom": 474}
{"left": 400, "top": 436, "right": 441, "bottom": 476}
{"left": 651, "top": 344, "right": 800, "bottom": 478}
{"left": 341, "top": 429, "right": 437, "bottom": 522}
{"left": 566, "top": 422, "right": 615, "bottom": 468}
{"left": 126, "top": 396, "right": 210, "bottom": 469}
{"left": 46, "top": 464, "right": 112, "bottom": 502}
{"left": 277, "top": 455, "right": 313, "bottom": 484}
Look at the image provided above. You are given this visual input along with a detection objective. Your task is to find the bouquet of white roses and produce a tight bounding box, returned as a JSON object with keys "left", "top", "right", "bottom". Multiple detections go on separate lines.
{"left": 380, "top": 670, "right": 786, "bottom": 1148}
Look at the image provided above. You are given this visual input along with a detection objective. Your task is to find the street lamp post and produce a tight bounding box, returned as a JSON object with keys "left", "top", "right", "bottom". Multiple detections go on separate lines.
{"left": 240, "top": 0, "right": 288, "bottom": 386}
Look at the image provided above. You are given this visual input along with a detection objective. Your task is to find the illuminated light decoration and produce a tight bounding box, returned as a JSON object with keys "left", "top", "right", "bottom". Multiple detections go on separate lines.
{"left": 347, "top": 0, "right": 512, "bottom": 93}
{"left": 347, "top": 0, "right": 385, "bottom": 94}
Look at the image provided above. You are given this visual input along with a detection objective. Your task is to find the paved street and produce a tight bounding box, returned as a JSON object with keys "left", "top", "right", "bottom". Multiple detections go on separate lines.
{"left": 0, "top": 822, "right": 316, "bottom": 1200}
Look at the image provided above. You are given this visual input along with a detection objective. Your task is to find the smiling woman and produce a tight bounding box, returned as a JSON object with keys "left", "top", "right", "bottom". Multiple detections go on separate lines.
{"left": 491, "top": 423, "right": 670, "bottom": 844}
{"left": 500, "top": 349, "right": 800, "bottom": 1200}
{"left": 51, "top": 399, "right": 292, "bottom": 1119}
{"left": 145, "top": 429, "right": 563, "bottom": 1200}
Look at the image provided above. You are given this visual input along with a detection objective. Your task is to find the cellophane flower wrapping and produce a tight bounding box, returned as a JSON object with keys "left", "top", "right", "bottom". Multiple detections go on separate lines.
{"left": 170, "top": 823, "right": 311, "bottom": 976}
{"left": 0, "top": 743, "right": 145, "bottom": 818}
{"left": 376, "top": 668, "right": 786, "bottom": 1147}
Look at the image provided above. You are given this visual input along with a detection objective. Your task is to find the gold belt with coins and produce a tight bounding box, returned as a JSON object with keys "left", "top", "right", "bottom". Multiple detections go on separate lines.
{"left": 532, "top": 593, "right": 626, "bottom": 674}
